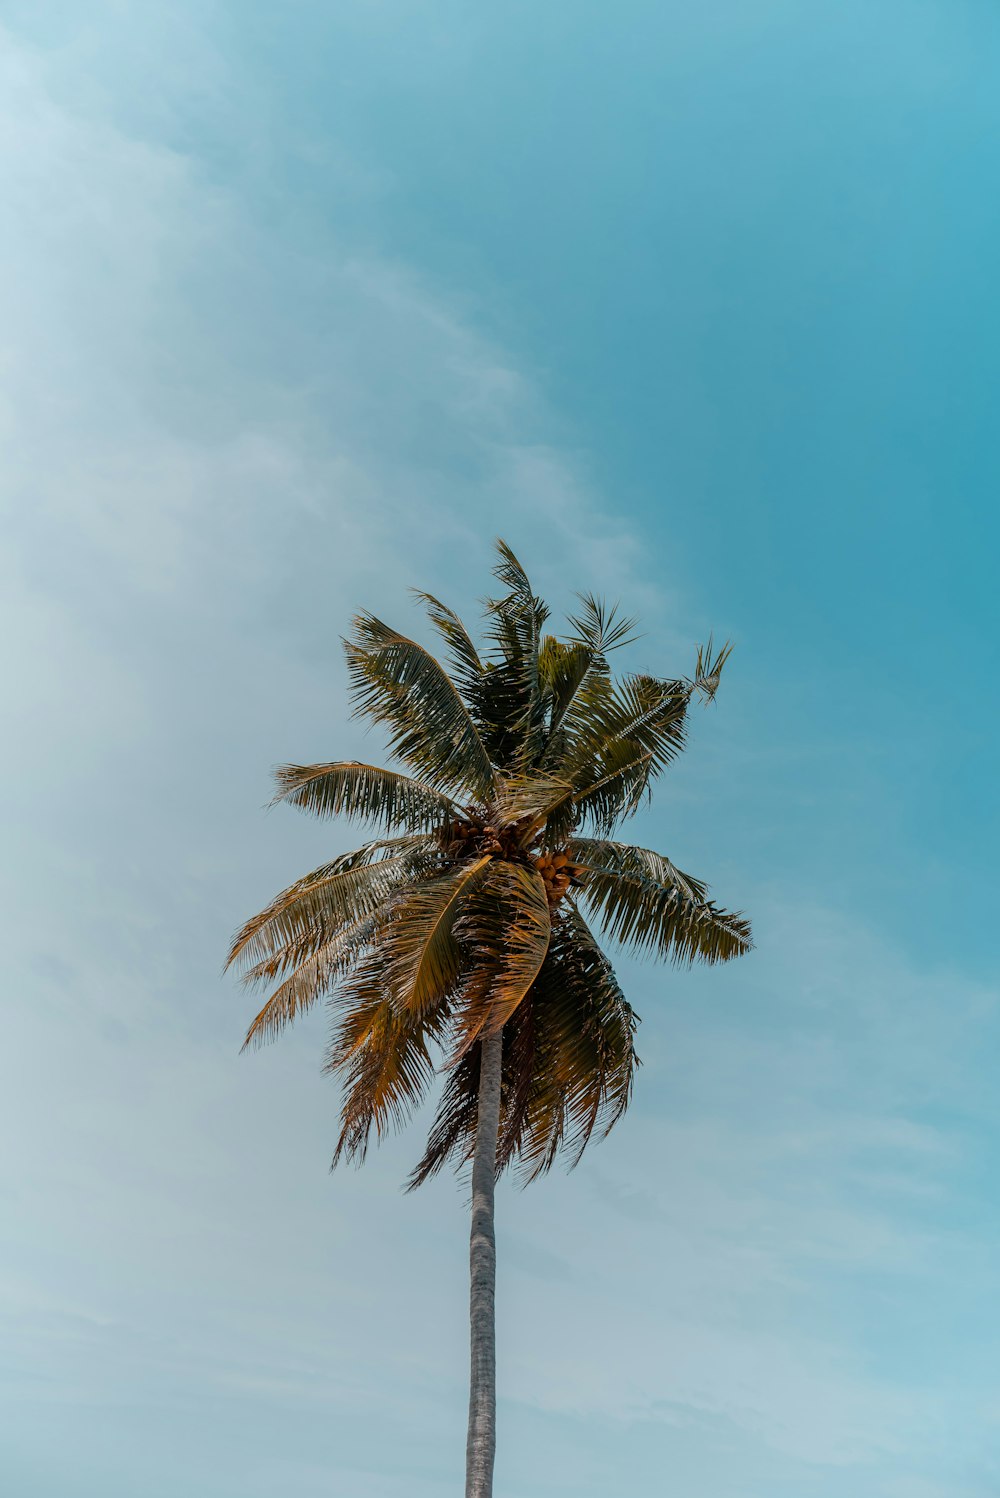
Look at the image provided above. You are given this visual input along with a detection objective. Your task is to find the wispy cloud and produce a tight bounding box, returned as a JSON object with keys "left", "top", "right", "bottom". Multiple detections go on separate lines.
{"left": 0, "top": 20, "right": 659, "bottom": 1494}
{"left": 2, "top": 11, "right": 997, "bottom": 1498}
{"left": 496, "top": 897, "right": 999, "bottom": 1487}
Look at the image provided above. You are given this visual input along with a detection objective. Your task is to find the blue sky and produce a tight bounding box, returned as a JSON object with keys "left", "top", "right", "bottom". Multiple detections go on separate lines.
{"left": 1, "top": 3, "right": 998, "bottom": 1494}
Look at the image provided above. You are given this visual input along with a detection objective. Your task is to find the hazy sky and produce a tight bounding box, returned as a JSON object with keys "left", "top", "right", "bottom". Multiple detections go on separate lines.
{"left": 2, "top": 4, "right": 998, "bottom": 1495}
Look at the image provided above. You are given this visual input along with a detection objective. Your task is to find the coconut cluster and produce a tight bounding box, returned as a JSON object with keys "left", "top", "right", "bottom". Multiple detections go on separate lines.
{"left": 438, "top": 820, "right": 585, "bottom": 908}
{"left": 439, "top": 817, "right": 524, "bottom": 862}
{"left": 533, "top": 850, "right": 585, "bottom": 907}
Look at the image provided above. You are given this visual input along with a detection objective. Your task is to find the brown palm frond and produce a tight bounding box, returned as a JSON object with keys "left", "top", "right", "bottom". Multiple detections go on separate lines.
{"left": 383, "top": 856, "right": 493, "bottom": 1016}
{"left": 241, "top": 910, "right": 381, "bottom": 1050}
{"left": 508, "top": 905, "right": 638, "bottom": 1181}
{"left": 327, "top": 952, "right": 448, "bottom": 1166}
{"left": 570, "top": 837, "right": 752, "bottom": 964}
{"left": 492, "top": 771, "right": 573, "bottom": 832}
{"left": 226, "top": 837, "right": 433, "bottom": 974}
{"left": 405, "top": 1043, "right": 481, "bottom": 1189}
{"left": 407, "top": 906, "right": 637, "bottom": 1188}
{"left": 450, "top": 861, "right": 552, "bottom": 1055}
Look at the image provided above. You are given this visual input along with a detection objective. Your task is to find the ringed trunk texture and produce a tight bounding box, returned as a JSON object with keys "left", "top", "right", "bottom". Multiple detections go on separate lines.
{"left": 465, "top": 1027, "right": 503, "bottom": 1498}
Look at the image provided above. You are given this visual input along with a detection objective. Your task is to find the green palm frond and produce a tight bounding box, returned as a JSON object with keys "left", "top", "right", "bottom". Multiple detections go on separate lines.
{"left": 532, "top": 595, "right": 641, "bottom": 771}
{"left": 566, "top": 593, "right": 639, "bottom": 655}
{"left": 411, "top": 591, "right": 484, "bottom": 700}
{"left": 561, "top": 671, "right": 690, "bottom": 784}
{"left": 538, "top": 636, "right": 592, "bottom": 714}
{"left": 462, "top": 656, "right": 529, "bottom": 771}
{"left": 554, "top": 671, "right": 701, "bottom": 832}
{"left": 481, "top": 540, "right": 549, "bottom": 769}
{"left": 570, "top": 837, "right": 752, "bottom": 964}
{"left": 569, "top": 749, "right": 658, "bottom": 829}
{"left": 272, "top": 762, "right": 457, "bottom": 833}
{"left": 490, "top": 541, "right": 550, "bottom": 631}
{"left": 535, "top": 636, "right": 594, "bottom": 766}
{"left": 345, "top": 613, "right": 496, "bottom": 799}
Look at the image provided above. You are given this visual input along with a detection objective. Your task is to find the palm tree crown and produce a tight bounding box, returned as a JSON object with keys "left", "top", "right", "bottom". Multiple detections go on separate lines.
{"left": 227, "top": 541, "right": 752, "bottom": 1187}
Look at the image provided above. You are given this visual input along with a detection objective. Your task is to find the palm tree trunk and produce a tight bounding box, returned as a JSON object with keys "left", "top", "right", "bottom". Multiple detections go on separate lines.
{"left": 465, "top": 1027, "right": 503, "bottom": 1498}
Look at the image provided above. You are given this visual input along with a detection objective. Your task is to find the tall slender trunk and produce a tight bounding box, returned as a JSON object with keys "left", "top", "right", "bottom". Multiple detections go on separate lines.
{"left": 465, "top": 1027, "right": 503, "bottom": 1498}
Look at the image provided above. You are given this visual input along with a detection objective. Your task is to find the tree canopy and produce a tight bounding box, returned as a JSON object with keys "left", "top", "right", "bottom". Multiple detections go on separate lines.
{"left": 227, "top": 541, "right": 752, "bottom": 1186}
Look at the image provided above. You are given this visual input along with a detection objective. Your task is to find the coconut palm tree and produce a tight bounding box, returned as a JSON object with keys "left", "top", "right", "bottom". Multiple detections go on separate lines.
{"left": 227, "top": 541, "right": 751, "bottom": 1498}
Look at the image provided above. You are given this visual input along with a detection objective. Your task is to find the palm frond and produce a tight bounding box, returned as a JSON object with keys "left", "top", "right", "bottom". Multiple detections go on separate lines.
{"left": 570, "top": 837, "right": 752, "bottom": 964}
{"left": 234, "top": 550, "right": 753, "bottom": 1193}
{"left": 558, "top": 673, "right": 694, "bottom": 830}
{"left": 562, "top": 672, "right": 690, "bottom": 782}
{"left": 345, "top": 613, "right": 496, "bottom": 799}
{"left": 461, "top": 657, "right": 529, "bottom": 771}
{"left": 490, "top": 540, "right": 549, "bottom": 624}
{"left": 449, "top": 860, "right": 552, "bottom": 1058}
{"left": 327, "top": 953, "right": 448, "bottom": 1167}
{"left": 536, "top": 636, "right": 594, "bottom": 757}
{"left": 504, "top": 905, "right": 638, "bottom": 1182}
{"left": 384, "top": 856, "right": 493, "bottom": 1016}
{"left": 480, "top": 540, "right": 549, "bottom": 770}
{"left": 241, "top": 910, "right": 380, "bottom": 1050}
{"left": 407, "top": 905, "right": 637, "bottom": 1188}
{"left": 411, "top": 591, "right": 483, "bottom": 700}
{"left": 537, "top": 638, "right": 592, "bottom": 704}
{"left": 405, "top": 1044, "right": 480, "bottom": 1189}
{"left": 492, "top": 771, "right": 573, "bottom": 831}
{"left": 272, "top": 761, "right": 457, "bottom": 833}
{"left": 226, "top": 838, "right": 432, "bottom": 974}
{"left": 567, "top": 593, "right": 639, "bottom": 654}
{"left": 569, "top": 747, "right": 658, "bottom": 830}
{"left": 693, "top": 636, "right": 733, "bottom": 702}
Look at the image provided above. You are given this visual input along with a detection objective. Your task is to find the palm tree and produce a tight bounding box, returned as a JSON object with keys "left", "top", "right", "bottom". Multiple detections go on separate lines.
{"left": 227, "top": 541, "right": 751, "bottom": 1498}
